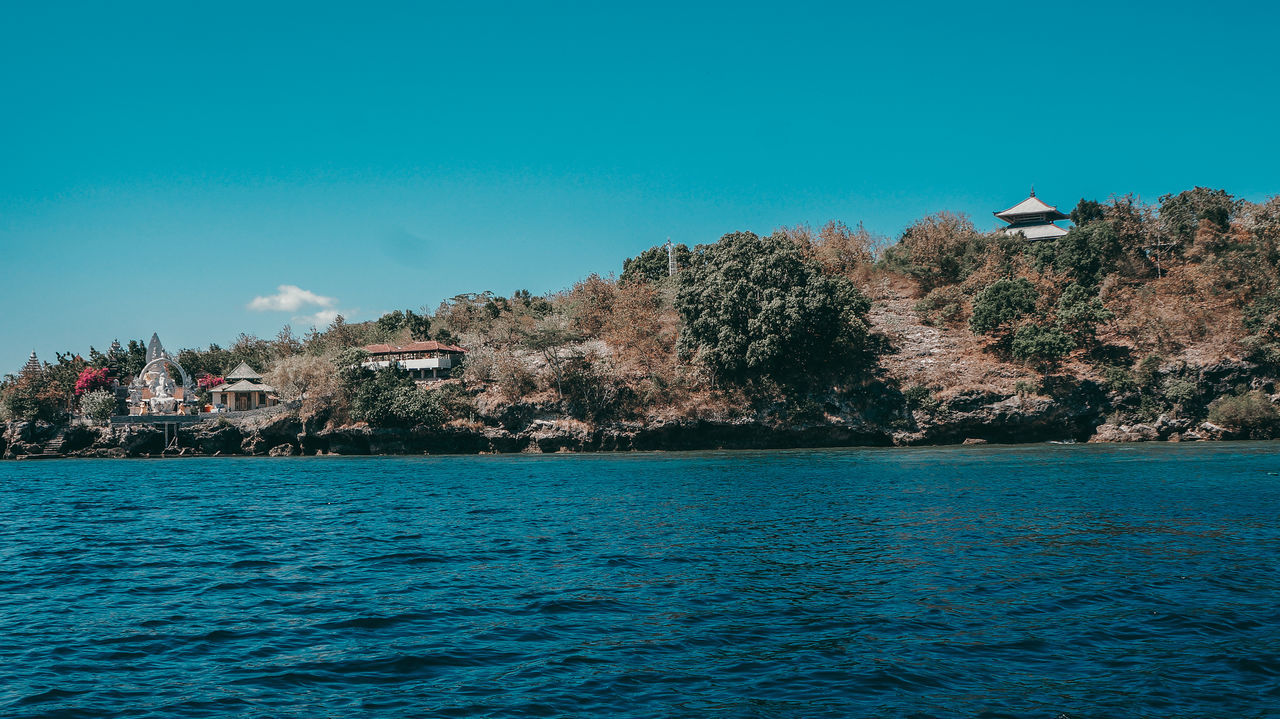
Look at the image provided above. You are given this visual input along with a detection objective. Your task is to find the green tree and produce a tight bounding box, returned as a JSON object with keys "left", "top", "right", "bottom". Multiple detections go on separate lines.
{"left": 335, "top": 349, "right": 443, "bottom": 428}
{"left": 621, "top": 243, "right": 691, "bottom": 284}
{"left": 1032, "top": 222, "right": 1121, "bottom": 286}
{"left": 1055, "top": 283, "right": 1113, "bottom": 345}
{"left": 1071, "top": 198, "right": 1106, "bottom": 226}
{"left": 969, "top": 278, "right": 1038, "bottom": 343}
{"left": 1010, "top": 323, "right": 1075, "bottom": 365}
{"left": 1159, "top": 187, "right": 1239, "bottom": 244}
{"left": 675, "top": 231, "right": 872, "bottom": 388}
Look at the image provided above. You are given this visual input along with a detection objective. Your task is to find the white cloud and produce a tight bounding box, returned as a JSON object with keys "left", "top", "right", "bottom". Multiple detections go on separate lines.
{"left": 248, "top": 285, "right": 336, "bottom": 312}
{"left": 303, "top": 309, "right": 341, "bottom": 327}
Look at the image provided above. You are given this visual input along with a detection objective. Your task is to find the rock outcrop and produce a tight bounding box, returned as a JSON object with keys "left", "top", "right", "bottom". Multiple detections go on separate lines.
{"left": 4, "top": 358, "right": 1278, "bottom": 459}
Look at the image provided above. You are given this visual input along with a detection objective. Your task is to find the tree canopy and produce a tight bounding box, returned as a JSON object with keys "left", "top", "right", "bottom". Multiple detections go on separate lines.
{"left": 675, "top": 231, "right": 872, "bottom": 388}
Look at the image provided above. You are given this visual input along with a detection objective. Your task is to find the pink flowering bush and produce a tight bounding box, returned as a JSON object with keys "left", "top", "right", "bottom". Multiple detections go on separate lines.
{"left": 74, "top": 367, "right": 111, "bottom": 396}
{"left": 197, "top": 374, "right": 224, "bottom": 389}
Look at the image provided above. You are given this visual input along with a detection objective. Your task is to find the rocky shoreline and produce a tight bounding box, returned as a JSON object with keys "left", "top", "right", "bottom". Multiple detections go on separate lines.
{"left": 4, "top": 360, "right": 1276, "bottom": 459}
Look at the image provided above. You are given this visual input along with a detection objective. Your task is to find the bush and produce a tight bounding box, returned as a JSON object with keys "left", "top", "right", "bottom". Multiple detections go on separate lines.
{"left": 1161, "top": 377, "right": 1198, "bottom": 408}
{"left": 1055, "top": 283, "right": 1113, "bottom": 344}
{"left": 387, "top": 385, "right": 445, "bottom": 428}
{"left": 1010, "top": 323, "right": 1075, "bottom": 364}
{"left": 336, "top": 352, "right": 444, "bottom": 429}
{"left": 1101, "top": 365, "right": 1137, "bottom": 395}
{"left": 914, "top": 286, "right": 968, "bottom": 326}
{"left": 881, "top": 212, "right": 988, "bottom": 289}
{"left": 74, "top": 367, "right": 111, "bottom": 396}
{"left": 560, "top": 355, "right": 623, "bottom": 421}
{"left": 902, "top": 384, "right": 935, "bottom": 409}
{"left": 1207, "top": 390, "right": 1279, "bottom": 435}
{"left": 970, "top": 278, "right": 1038, "bottom": 338}
{"left": 80, "top": 389, "right": 116, "bottom": 423}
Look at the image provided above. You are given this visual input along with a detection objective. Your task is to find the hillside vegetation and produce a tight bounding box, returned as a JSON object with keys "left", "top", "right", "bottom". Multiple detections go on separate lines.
{"left": 5, "top": 186, "right": 1280, "bottom": 448}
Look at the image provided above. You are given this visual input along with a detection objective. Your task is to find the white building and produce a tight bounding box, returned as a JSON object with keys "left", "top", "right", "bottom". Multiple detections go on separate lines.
{"left": 361, "top": 341, "right": 466, "bottom": 381}
{"left": 995, "top": 190, "right": 1069, "bottom": 241}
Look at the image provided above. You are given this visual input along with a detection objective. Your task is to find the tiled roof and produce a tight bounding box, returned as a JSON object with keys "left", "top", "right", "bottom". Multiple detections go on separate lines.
{"left": 1002, "top": 223, "right": 1069, "bottom": 240}
{"left": 210, "top": 380, "right": 276, "bottom": 393}
{"left": 226, "top": 361, "right": 264, "bottom": 380}
{"left": 995, "top": 195, "right": 1068, "bottom": 221}
{"left": 364, "top": 341, "right": 466, "bottom": 355}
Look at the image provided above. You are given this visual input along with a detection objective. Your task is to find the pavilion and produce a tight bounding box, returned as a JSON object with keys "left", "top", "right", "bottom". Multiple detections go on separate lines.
{"left": 208, "top": 362, "right": 278, "bottom": 412}
{"left": 995, "top": 189, "right": 1069, "bottom": 241}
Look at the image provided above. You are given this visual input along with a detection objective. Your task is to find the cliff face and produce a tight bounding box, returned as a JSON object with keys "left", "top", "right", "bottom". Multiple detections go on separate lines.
{"left": 5, "top": 358, "right": 1275, "bottom": 458}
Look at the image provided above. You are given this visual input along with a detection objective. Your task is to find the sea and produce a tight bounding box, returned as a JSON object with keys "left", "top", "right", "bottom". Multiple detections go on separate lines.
{"left": 1, "top": 443, "right": 1278, "bottom": 718}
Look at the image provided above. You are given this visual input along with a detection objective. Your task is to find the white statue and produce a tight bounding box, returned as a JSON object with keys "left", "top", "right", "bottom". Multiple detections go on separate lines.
{"left": 148, "top": 368, "right": 178, "bottom": 414}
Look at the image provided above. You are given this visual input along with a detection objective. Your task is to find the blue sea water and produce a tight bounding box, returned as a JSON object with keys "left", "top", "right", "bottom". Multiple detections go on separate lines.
{"left": 1, "top": 444, "right": 1278, "bottom": 718}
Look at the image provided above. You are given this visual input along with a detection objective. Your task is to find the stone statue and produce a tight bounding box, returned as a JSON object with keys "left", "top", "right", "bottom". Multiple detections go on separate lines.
{"left": 148, "top": 370, "right": 178, "bottom": 414}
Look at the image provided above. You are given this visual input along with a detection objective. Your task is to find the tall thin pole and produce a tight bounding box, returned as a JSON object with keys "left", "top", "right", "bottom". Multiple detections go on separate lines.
{"left": 665, "top": 238, "right": 677, "bottom": 277}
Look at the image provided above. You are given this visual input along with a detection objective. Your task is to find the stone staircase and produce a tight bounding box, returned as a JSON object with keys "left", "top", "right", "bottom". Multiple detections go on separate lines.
{"left": 38, "top": 428, "right": 67, "bottom": 458}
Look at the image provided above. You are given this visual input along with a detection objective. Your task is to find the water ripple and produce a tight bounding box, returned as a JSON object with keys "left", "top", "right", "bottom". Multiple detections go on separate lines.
{"left": 1, "top": 445, "right": 1279, "bottom": 717}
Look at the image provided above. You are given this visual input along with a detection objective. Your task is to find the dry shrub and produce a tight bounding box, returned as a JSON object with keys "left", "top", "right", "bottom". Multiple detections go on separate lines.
{"left": 602, "top": 280, "right": 674, "bottom": 372}
{"left": 568, "top": 274, "right": 617, "bottom": 338}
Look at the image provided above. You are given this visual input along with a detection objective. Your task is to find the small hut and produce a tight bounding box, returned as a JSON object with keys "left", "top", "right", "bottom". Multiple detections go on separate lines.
{"left": 208, "top": 362, "right": 278, "bottom": 412}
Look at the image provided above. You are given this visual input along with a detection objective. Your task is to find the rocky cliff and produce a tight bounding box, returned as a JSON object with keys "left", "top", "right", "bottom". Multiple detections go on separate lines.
{"left": 5, "top": 359, "right": 1275, "bottom": 459}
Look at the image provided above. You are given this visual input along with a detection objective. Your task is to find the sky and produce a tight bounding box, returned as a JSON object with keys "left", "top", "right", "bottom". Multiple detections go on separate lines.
{"left": 3, "top": 1, "right": 1279, "bottom": 374}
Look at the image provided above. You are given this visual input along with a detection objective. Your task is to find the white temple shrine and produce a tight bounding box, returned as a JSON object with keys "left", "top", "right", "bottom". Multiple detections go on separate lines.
{"left": 127, "top": 333, "right": 199, "bottom": 415}
{"left": 995, "top": 189, "right": 1069, "bottom": 241}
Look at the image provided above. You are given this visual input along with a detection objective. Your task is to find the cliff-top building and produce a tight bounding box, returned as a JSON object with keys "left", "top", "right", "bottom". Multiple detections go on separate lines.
{"left": 995, "top": 189, "right": 1069, "bottom": 241}
{"left": 361, "top": 340, "right": 466, "bottom": 381}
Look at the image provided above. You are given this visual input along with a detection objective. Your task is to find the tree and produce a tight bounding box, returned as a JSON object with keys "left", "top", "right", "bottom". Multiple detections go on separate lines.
{"left": 519, "top": 315, "right": 582, "bottom": 399}
{"left": 1032, "top": 222, "right": 1121, "bottom": 286}
{"left": 74, "top": 367, "right": 112, "bottom": 396}
{"left": 1055, "top": 283, "right": 1113, "bottom": 346}
{"left": 675, "top": 231, "right": 872, "bottom": 388}
{"left": 568, "top": 274, "right": 617, "bottom": 338}
{"left": 969, "top": 278, "right": 1038, "bottom": 342}
{"left": 266, "top": 355, "right": 338, "bottom": 405}
{"left": 621, "top": 243, "right": 691, "bottom": 284}
{"left": 880, "top": 212, "right": 987, "bottom": 289}
{"left": 1010, "top": 323, "right": 1075, "bottom": 366}
{"left": 1159, "top": 187, "right": 1239, "bottom": 245}
{"left": 0, "top": 372, "right": 63, "bottom": 422}
{"left": 334, "top": 348, "right": 443, "bottom": 428}
{"left": 80, "top": 389, "right": 116, "bottom": 423}
{"left": 1071, "top": 198, "right": 1106, "bottom": 226}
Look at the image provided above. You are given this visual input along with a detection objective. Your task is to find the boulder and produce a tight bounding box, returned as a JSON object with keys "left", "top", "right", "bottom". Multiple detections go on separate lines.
{"left": 268, "top": 443, "right": 296, "bottom": 457}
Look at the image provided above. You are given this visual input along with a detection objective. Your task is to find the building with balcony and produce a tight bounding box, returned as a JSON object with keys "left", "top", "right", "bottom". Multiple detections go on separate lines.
{"left": 361, "top": 340, "right": 466, "bottom": 381}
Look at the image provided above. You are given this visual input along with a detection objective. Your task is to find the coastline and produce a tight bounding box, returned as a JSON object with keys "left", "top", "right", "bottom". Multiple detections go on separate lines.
{"left": 6, "top": 359, "right": 1275, "bottom": 459}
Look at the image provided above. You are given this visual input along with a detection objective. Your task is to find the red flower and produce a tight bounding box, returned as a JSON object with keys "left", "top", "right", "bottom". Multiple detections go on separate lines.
{"left": 74, "top": 367, "right": 111, "bottom": 395}
{"left": 197, "top": 374, "right": 224, "bottom": 389}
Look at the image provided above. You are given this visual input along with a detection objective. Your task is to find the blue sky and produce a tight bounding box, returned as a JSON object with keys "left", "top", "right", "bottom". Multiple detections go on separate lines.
{"left": 3, "top": 1, "right": 1278, "bottom": 374}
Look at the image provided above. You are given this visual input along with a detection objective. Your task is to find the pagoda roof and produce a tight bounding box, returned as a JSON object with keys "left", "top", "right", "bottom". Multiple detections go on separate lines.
{"left": 1002, "top": 223, "right": 1069, "bottom": 241}
{"left": 995, "top": 194, "right": 1068, "bottom": 222}
{"left": 210, "top": 379, "right": 276, "bottom": 394}
{"left": 226, "top": 362, "right": 264, "bottom": 381}
{"left": 21, "top": 351, "right": 41, "bottom": 375}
